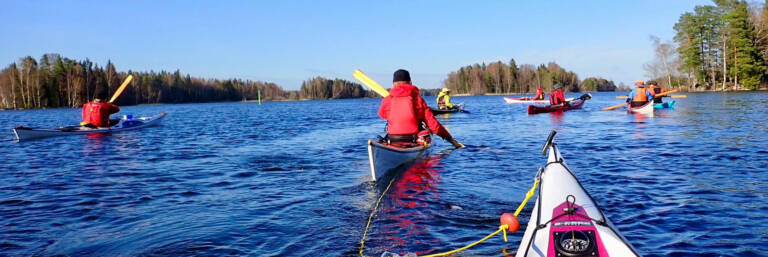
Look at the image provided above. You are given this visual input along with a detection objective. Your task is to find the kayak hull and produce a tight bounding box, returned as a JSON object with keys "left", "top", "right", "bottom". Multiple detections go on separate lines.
{"left": 516, "top": 143, "right": 640, "bottom": 257}
{"left": 367, "top": 139, "right": 429, "bottom": 181}
{"left": 430, "top": 107, "right": 467, "bottom": 114}
{"left": 13, "top": 112, "right": 167, "bottom": 141}
{"left": 504, "top": 97, "right": 548, "bottom": 104}
{"left": 628, "top": 102, "right": 654, "bottom": 116}
{"left": 653, "top": 101, "right": 675, "bottom": 109}
{"left": 527, "top": 100, "right": 585, "bottom": 115}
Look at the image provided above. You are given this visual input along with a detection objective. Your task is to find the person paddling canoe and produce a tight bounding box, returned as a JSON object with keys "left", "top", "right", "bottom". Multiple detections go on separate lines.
{"left": 81, "top": 85, "right": 120, "bottom": 128}
{"left": 548, "top": 84, "right": 567, "bottom": 106}
{"left": 379, "top": 69, "right": 464, "bottom": 148}
{"left": 436, "top": 88, "right": 456, "bottom": 110}
{"left": 648, "top": 80, "right": 665, "bottom": 104}
{"left": 534, "top": 86, "right": 545, "bottom": 100}
{"left": 627, "top": 80, "right": 653, "bottom": 107}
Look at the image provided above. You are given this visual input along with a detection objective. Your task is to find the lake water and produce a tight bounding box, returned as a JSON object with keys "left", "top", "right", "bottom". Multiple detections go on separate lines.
{"left": 1, "top": 92, "right": 766, "bottom": 256}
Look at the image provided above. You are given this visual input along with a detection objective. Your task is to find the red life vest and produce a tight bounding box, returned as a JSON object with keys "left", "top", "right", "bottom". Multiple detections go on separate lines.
{"left": 549, "top": 90, "right": 565, "bottom": 105}
{"left": 437, "top": 95, "right": 446, "bottom": 106}
{"left": 82, "top": 102, "right": 118, "bottom": 127}
{"left": 633, "top": 88, "right": 649, "bottom": 102}
{"left": 387, "top": 95, "right": 419, "bottom": 135}
{"left": 535, "top": 88, "right": 544, "bottom": 100}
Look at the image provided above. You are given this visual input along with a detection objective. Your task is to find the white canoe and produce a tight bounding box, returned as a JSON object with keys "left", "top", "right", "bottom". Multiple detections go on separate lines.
{"left": 627, "top": 102, "right": 654, "bottom": 116}
{"left": 516, "top": 134, "right": 640, "bottom": 257}
{"left": 13, "top": 112, "right": 167, "bottom": 141}
{"left": 367, "top": 139, "right": 430, "bottom": 181}
{"left": 504, "top": 97, "right": 548, "bottom": 104}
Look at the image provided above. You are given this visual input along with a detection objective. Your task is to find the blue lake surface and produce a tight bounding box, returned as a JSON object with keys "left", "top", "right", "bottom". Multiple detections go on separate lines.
{"left": 1, "top": 92, "right": 767, "bottom": 256}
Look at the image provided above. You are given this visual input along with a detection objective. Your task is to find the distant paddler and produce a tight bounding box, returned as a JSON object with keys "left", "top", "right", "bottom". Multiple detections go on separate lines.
{"left": 81, "top": 85, "right": 121, "bottom": 128}
{"left": 534, "top": 86, "right": 545, "bottom": 100}
{"left": 548, "top": 84, "right": 567, "bottom": 106}
{"left": 648, "top": 80, "right": 666, "bottom": 103}
{"left": 436, "top": 88, "right": 456, "bottom": 110}
{"left": 627, "top": 80, "right": 653, "bottom": 107}
{"left": 379, "top": 69, "right": 464, "bottom": 148}
{"left": 81, "top": 75, "right": 133, "bottom": 128}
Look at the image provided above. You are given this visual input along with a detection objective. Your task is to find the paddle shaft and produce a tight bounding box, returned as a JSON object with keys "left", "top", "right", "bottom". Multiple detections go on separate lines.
{"left": 604, "top": 89, "right": 680, "bottom": 111}
{"left": 109, "top": 75, "right": 133, "bottom": 103}
{"left": 616, "top": 94, "right": 687, "bottom": 99}
{"left": 353, "top": 70, "right": 389, "bottom": 97}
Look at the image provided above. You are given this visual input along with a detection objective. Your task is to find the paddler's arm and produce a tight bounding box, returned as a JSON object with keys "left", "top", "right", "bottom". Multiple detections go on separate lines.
{"left": 445, "top": 95, "right": 455, "bottom": 108}
{"left": 420, "top": 97, "right": 464, "bottom": 148}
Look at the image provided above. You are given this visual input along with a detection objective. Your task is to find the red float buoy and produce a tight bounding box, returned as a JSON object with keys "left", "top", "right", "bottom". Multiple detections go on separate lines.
{"left": 500, "top": 213, "right": 520, "bottom": 233}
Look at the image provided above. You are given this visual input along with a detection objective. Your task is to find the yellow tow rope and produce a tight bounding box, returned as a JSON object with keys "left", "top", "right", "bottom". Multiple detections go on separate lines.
{"left": 359, "top": 176, "right": 540, "bottom": 257}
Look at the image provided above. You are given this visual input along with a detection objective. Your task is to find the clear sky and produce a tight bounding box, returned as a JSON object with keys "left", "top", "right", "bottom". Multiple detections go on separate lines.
{"left": 1, "top": 0, "right": 712, "bottom": 90}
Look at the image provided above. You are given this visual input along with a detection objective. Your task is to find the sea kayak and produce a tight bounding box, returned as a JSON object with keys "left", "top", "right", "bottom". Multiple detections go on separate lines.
{"left": 653, "top": 101, "right": 675, "bottom": 109}
{"left": 627, "top": 102, "right": 654, "bottom": 116}
{"left": 504, "top": 97, "right": 548, "bottom": 104}
{"left": 13, "top": 112, "right": 167, "bottom": 141}
{"left": 430, "top": 107, "right": 468, "bottom": 114}
{"left": 527, "top": 94, "right": 591, "bottom": 115}
{"left": 367, "top": 136, "right": 431, "bottom": 181}
{"left": 516, "top": 131, "right": 640, "bottom": 257}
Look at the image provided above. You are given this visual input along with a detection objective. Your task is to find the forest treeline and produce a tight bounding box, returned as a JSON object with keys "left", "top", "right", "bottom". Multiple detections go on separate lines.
{"left": 442, "top": 59, "right": 616, "bottom": 94}
{"left": 647, "top": 0, "right": 768, "bottom": 90}
{"left": 0, "top": 54, "right": 372, "bottom": 109}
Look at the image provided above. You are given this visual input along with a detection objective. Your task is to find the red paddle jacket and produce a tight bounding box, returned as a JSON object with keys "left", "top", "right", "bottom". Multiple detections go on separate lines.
{"left": 82, "top": 101, "right": 120, "bottom": 127}
{"left": 535, "top": 87, "right": 544, "bottom": 100}
{"left": 549, "top": 89, "right": 566, "bottom": 105}
{"left": 378, "top": 83, "right": 452, "bottom": 140}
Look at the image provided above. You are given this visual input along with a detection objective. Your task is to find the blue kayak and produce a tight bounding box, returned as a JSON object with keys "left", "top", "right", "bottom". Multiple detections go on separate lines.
{"left": 654, "top": 101, "right": 675, "bottom": 109}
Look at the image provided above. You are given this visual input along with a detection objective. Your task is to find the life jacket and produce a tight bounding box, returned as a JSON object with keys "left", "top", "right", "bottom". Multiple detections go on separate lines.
{"left": 387, "top": 95, "right": 419, "bottom": 135}
{"left": 549, "top": 90, "right": 565, "bottom": 105}
{"left": 535, "top": 88, "right": 544, "bottom": 100}
{"left": 437, "top": 94, "right": 446, "bottom": 106}
{"left": 632, "top": 87, "right": 648, "bottom": 102}
{"left": 82, "top": 101, "right": 117, "bottom": 127}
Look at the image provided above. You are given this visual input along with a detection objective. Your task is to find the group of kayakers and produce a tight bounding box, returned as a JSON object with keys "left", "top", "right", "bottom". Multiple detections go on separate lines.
{"left": 627, "top": 80, "right": 667, "bottom": 107}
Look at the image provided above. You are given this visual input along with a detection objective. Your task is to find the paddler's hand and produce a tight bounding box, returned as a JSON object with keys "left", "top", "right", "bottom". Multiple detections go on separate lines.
{"left": 449, "top": 139, "right": 465, "bottom": 149}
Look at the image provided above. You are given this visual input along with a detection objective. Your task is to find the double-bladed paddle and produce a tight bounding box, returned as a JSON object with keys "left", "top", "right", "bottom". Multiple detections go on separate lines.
{"left": 109, "top": 75, "right": 134, "bottom": 103}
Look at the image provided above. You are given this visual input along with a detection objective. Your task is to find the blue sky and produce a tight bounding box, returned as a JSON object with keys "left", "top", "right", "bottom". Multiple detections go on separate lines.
{"left": 1, "top": 0, "right": 712, "bottom": 90}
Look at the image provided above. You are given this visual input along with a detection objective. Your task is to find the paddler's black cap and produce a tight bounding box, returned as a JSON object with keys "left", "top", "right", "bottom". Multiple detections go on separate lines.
{"left": 94, "top": 85, "right": 108, "bottom": 100}
{"left": 393, "top": 69, "right": 411, "bottom": 82}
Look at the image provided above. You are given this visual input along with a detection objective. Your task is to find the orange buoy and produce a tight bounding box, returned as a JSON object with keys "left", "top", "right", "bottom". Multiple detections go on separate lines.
{"left": 500, "top": 213, "right": 520, "bottom": 233}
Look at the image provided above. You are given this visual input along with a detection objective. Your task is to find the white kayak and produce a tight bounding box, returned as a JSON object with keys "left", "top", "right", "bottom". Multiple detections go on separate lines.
{"left": 367, "top": 137, "right": 430, "bottom": 181}
{"left": 13, "top": 112, "right": 167, "bottom": 141}
{"left": 516, "top": 132, "right": 640, "bottom": 257}
{"left": 627, "top": 102, "right": 654, "bottom": 117}
{"left": 504, "top": 97, "right": 548, "bottom": 104}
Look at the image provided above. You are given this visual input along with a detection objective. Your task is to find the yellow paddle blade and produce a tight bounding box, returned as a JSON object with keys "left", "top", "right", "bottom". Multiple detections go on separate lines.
{"left": 602, "top": 103, "right": 627, "bottom": 111}
{"left": 353, "top": 69, "right": 389, "bottom": 97}
{"left": 109, "top": 75, "right": 133, "bottom": 103}
{"left": 616, "top": 96, "right": 629, "bottom": 99}
{"left": 671, "top": 95, "right": 687, "bottom": 98}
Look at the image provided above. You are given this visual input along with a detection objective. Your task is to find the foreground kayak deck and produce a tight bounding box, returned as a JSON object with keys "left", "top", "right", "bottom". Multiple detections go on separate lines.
{"left": 517, "top": 133, "right": 640, "bottom": 257}
{"left": 367, "top": 139, "right": 430, "bottom": 181}
{"left": 13, "top": 112, "right": 167, "bottom": 141}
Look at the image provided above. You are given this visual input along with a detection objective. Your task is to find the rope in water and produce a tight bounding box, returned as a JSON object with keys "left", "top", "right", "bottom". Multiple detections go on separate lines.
{"left": 359, "top": 176, "right": 398, "bottom": 257}
{"left": 359, "top": 175, "right": 541, "bottom": 257}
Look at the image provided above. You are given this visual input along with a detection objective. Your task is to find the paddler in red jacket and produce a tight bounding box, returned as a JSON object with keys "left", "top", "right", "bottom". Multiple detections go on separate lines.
{"left": 379, "top": 69, "right": 464, "bottom": 148}
{"left": 82, "top": 85, "right": 120, "bottom": 128}
{"left": 549, "top": 84, "right": 567, "bottom": 106}
{"left": 534, "top": 87, "right": 545, "bottom": 100}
